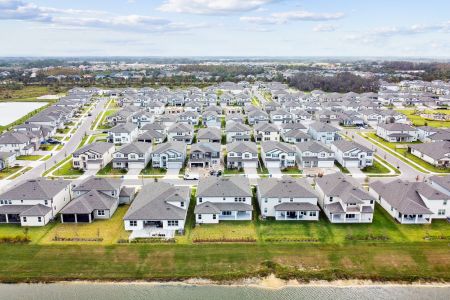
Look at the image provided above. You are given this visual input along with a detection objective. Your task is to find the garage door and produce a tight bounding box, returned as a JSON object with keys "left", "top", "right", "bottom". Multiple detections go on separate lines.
{"left": 167, "top": 162, "right": 182, "bottom": 169}
{"left": 318, "top": 160, "right": 334, "bottom": 168}
{"left": 344, "top": 160, "right": 359, "bottom": 168}
{"left": 128, "top": 162, "right": 144, "bottom": 169}
{"left": 243, "top": 161, "right": 257, "bottom": 168}
{"left": 266, "top": 161, "right": 280, "bottom": 168}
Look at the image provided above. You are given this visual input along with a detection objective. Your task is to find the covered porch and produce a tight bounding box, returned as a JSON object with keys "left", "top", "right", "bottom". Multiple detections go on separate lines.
{"left": 400, "top": 213, "right": 432, "bottom": 224}
{"left": 219, "top": 210, "right": 252, "bottom": 221}
{"left": 61, "top": 212, "right": 95, "bottom": 223}
{"left": 0, "top": 205, "right": 34, "bottom": 224}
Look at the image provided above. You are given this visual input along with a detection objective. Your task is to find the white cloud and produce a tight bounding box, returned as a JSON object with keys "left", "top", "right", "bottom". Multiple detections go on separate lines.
{"left": 0, "top": 0, "right": 203, "bottom": 32}
{"left": 313, "top": 24, "right": 337, "bottom": 32}
{"left": 241, "top": 10, "right": 344, "bottom": 25}
{"left": 158, "top": 0, "right": 274, "bottom": 15}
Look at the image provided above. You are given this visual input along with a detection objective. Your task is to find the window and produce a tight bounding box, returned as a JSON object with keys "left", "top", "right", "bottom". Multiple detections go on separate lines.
{"left": 290, "top": 198, "right": 293, "bottom": 202}
{"left": 310, "top": 211, "right": 317, "bottom": 217}
{"left": 180, "top": 201, "right": 184, "bottom": 207}
{"left": 438, "top": 209, "right": 445, "bottom": 216}
{"left": 38, "top": 217, "right": 42, "bottom": 222}
{"left": 199, "top": 197, "right": 203, "bottom": 203}
{"left": 168, "top": 220, "right": 179, "bottom": 226}
{"left": 44, "top": 200, "right": 48, "bottom": 205}
{"left": 222, "top": 211, "right": 232, "bottom": 216}
{"left": 264, "top": 198, "right": 268, "bottom": 203}
{"left": 0, "top": 200, "right": 2, "bottom": 204}
{"left": 370, "top": 200, "right": 374, "bottom": 204}
{"left": 391, "top": 206, "right": 394, "bottom": 211}
{"left": 98, "top": 210, "right": 105, "bottom": 216}
{"left": 213, "top": 214, "right": 216, "bottom": 220}
{"left": 130, "top": 220, "right": 137, "bottom": 227}
{"left": 23, "top": 217, "right": 27, "bottom": 222}
{"left": 264, "top": 208, "right": 268, "bottom": 213}
{"left": 346, "top": 214, "right": 356, "bottom": 219}
{"left": 198, "top": 214, "right": 202, "bottom": 220}
{"left": 444, "top": 200, "right": 448, "bottom": 205}
{"left": 329, "top": 197, "right": 333, "bottom": 202}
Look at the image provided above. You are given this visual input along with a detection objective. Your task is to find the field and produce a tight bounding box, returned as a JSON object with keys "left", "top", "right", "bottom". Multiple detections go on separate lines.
{"left": 0, "top": 86, "right": 63, "bottom": 102}
{"left": 398, "top": 109, "right": 450, "bottom": 128}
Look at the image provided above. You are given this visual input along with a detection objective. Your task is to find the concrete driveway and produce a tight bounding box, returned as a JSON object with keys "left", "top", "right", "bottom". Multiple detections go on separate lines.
{"left": 244, "top": 167, "right": 259, "bottom": 179}
{"left": 268, "top": 167, "right": 282, "bottom": 178}
{"left": 164, "top": 168, "right": 181, "bottom": 179}
{"left": 347, "top": 167, "right": 366, "bottom": 179}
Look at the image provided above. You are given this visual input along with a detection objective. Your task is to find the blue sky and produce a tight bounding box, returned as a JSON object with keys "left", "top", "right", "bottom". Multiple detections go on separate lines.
{"left": 0, "top": 0, "right": 449, "bottom": 57}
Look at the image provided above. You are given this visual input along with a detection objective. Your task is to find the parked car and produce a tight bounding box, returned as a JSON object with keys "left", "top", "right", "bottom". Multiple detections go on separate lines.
{"left": 184, "top": 173, "right": 199, "bottom": 180}
{"left": 47, "top": 138, "right": 61, "bottom": 144}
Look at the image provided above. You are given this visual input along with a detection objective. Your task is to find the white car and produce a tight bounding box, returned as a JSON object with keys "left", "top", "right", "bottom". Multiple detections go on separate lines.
{"left": 184, "top": 173, "right": 199, "bottom": 180}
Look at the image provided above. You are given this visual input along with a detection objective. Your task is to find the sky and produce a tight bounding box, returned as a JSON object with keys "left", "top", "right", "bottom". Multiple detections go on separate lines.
{"left": 0, "top": 0, "right": 449, "bottom": 57}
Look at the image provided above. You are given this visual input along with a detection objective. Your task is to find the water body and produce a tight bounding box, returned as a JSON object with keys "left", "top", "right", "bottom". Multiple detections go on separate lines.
{"left": 0, "top": 102, "right": 47, "bottom": 126}
{"left": 0, "top": 284, "right": 449, "bottom": 300}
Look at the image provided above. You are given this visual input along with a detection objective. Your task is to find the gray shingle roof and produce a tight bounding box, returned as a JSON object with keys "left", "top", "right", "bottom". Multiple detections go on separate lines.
{"left": 124, "top": 182, "right": 190, "bottom": 220}
{"left": 274, "top": 202, "right": 320, "bottom": 211}
{"left": 332, "top": 140, "right": 371, "bottom": 153}
{"left": 370, "top": 180, "right": 446, "bottom": 215}
{"left": 409, "top": 141, "right": 450, "bottom": 161}
{"left": 197, "top": 177, "right": 252, "bottom": 198}
{"left": 258, "top": 177, "right": 318, "bottom": 198}
{"left": 73, "top": 142, "right": 114, "bottom": 156}
{"left": 61, "top": 190, "right": 117, "bottom": 214}
{"left": 116, "top": 142, "right": 151, "bottom": 155}
{"left": 73, "top": 176, "right": 122, "bottom": 192}
{"left": 430, "top": 175, "right": 450, "bottom": 192}
{"left": 197, "top": 127, "right": 221, "bottom": 140}
{"left": 309, "top": 122, "right": 339, "bottom": 133}
{"left": 378, "top": 123, "right": 417, "bottom": 131}
{"left": 226, "top": 141, "right": 257, "bottom": 154}
{"left": 195, "top": 202, "right": 253, "bottom": 213}
{"left": 152, "top": 141, "right": 186, "bottom": 155}
{"left": 261, "top": 141, "right": 295, "bottom": 153}
{"left": 109, "top": 122, "right": 138, "bottom": 133}
{"left": 295, "top": 141, "right": 333, "bottom": 153}
{"left": 0, "top": 178, "right": 70, "bottom": 201}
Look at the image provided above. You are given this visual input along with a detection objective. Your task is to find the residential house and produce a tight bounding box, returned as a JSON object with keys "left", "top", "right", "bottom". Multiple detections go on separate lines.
{"left": 151, "top": 141, "right": 187, "bottom": 169}
{"left": 108, "top": 123, "right": 139, "bottom": 145}
{"left": 195, "top": 177, "right": 253, "bottom": 223}
{"left": 0, "top": 152, "right": 16, "bottom": 170}
{"left": 295, "top": 141, "right": 335, "bottom": 168}
{"left": 260, "top": 141, "right": 296, "bottom": 169}
{"left": 130, "top": 111, "right": 154, "bottom": 128}
{"left": 257, "top": 177, "right": 320, "bottom": 221}
{"left": 226, "top": 122, "right": 252, "bottom": 143}
{"left": 225, "top": 113, "right": 245, "bottom": 124}
{"left": 197, "top": 127, "right": 222, "bottom": 143}
{"left": 316, "top": 172, "right": 375, "bottom": 223}
{"left": 270, "top": 109, "right": 293, "bottom": 126}
{"left": 331, "top": 140, "right": 374, "bottom": 169}
{"left": 72, "top": 142, "right": 115, "bottom": 171}
{"left": 189, "top": 142, "right": 221, "bottom": 168}
{"left": 146, "top": 101, "right": 165, "bottom": 115}
{"left": 370, "top": 180, "right": 449, "bottom": 223}
{"left": 226, "top": 141, "right": 258, "bottom": 169}
{"left": 254, "top": 123, "right": 280, "bottom": 142}
{"left": 308, "top": 122, "right": 340, "bottom": 144}
{"left": 0, "top": 132, "right": 35, "bottom": 155}
{"left": 137, "top": 129, "right": 165, "bottom": 144}
{"left": 177, "top": 111, "right": 199, "bottom": 126}
{"left": 247, "top": 109, "right": 269, "bottom": 125}
{"left": 112, "top": 142, "right": 152, "bottom": 170}
{"left": 409, "top": 142, "right": 450, "bottom": 167}
{"left": 376, "top": 123, "right": 418, "bottom": 142}
{"left": 167, "top": 123, "right": 194, "bottom": 144}
{"left": 0, "top": 178, "right": 71, "bottom": 226}
{"left": 202, "top": 111, "right": 222, "bottom": 128}
{"left": 124, "top": 182, "right": 190, "bottom": 239}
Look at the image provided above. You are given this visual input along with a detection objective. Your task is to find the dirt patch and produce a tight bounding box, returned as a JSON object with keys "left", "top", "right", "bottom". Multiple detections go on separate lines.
{"left": 273, "top": 253, "right": 330, "bottom": 270}
{"left": 373, "top": 252, "right": 417, "bottom": 268}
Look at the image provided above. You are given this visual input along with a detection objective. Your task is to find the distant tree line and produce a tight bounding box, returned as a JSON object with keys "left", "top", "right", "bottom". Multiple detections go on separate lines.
{"left": 287, "top": 72, "right": 379, "bottom": 93}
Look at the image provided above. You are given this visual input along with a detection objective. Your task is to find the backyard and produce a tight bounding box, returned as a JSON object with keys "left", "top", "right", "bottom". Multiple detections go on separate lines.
{"left": 397, "top": 109, "right": 450, "bottom": 128}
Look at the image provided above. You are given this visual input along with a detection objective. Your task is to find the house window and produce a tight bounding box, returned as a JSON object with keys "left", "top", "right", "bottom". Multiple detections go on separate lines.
{"left": 222, "top": 211, "right": 232, "bottom": 216}
{"left": 438, "top": 209, "right": 445, "bottom": 216}
{"left": 264, "top": 198, "right": 268, "bottom": 203}
{"left": 199, "top": 197, "right": 203, "bottom": 203}
{"left": 130, "top": 220, "right": 137, "bottom": 227}
{"left": 264, "top": 208, "right": 267, "bottom": 213}
{"left": 444, "top": 200, "right": 448, "bottom": 205}
{"left": 198, "top": 214, "right": 202, "bottom": 220}
{"left": 98, "top": 210, "right": 105, "bottom": 216}
{"left": 213, "top": 214, "right": 216, "bottom": 220}
{"left": 168, "top": 220, "right": 179, "bottom": 227}
{"left": 38, "top": 217, "right": 42, "bottom": 222}
{"left": 290, "top": 198, "right": 293, "bottom": 202}
{"left": 44, "top": 200, "right": 48, "bottom": 205}
{"left": 310, "top": 211, "right": 317, "bottom": 217}
{"left": 329, "top": 197, "right": 333, "bottom": 202}
{"left": 346, "top": 214, "right": 356, "bottom": 219}
{"left": 180, "top": 201, "right": 184, "bottom": 207}
{"left": 370, "top": 200, "right": 374, "bottom": 204}
{"left": 23, "top": 217, "right": 27, "bottom": 222}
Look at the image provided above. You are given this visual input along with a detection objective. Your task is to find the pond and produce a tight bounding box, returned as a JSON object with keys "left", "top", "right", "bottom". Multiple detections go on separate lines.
{"left": 0, "top": 102, "right": 48, "bottom": 126}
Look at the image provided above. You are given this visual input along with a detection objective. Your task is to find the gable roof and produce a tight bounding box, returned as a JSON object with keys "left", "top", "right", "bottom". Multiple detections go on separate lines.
{"left": 73, "top": 176, "right": 122, "bottom": 192}
{"left": 115, "top": 142, "right": 151, "bottom": 155}
{"left": 61, "top": 190, "right": 117, "bottom": 214}
{"left": 258, "top": 177, "right": 318, "bottom": 198}
{"left": 332, "top": 140, "right": 371, "bottom": 153}
{"left": 152, "top": 141, "right": 186, "bottom": 155}
{"left": 197, "top": 176, "right": 252, "bottom": 198}
{"left": 309, "top": 122, "right": 339, "bottom": 133}
{"left": 0, "top": 178, "right": 70, "bottom": 200}
{"left": 226, "top": 141, "right": 257, "bottom": 153}
{"left": 295, "top": 141, "right": 333, "bottom": 153}
{"left": 73, "top": 142, "right": 114, "bottom": 156}
{"left": 261, "top": 141, "right": 295, "bottom": 153}
{"left": 409, "top": 141, "right": 450, "bottom": 161}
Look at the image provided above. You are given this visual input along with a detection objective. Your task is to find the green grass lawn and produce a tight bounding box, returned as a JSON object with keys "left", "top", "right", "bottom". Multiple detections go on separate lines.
{"left": 39, "top": 144, "right": 56, "bottom": 151}
{"left": 224, "top": 168, "right": 245, "bottom": 175}
{"left": 398, "top": 109, "right": 450, "bottom": 128}
{"left": 52, "top": 159, "right": 84, "bottom": 177}
{"left": 396, "top": 148, "right": 450, "bottom": 173}
{"left": 257, "top": 164, "right": 269, "bottom": 174}
{"left": 362, "top": 160, "right": 390, "bottom": 174}
{"left": 97, "top": 163, "right": 127, "bottom": 176}
{"left": 366, "top": 132, "right": 421, "bottom": 150}
{"left": 93, "top": 108, "right": 119, "bottom": 130}
{"left": 190, "top": 221, "right": 258, "bottom": 242}
{"left": 0, "top": 166, "right": 23, "bottom": 179}
{"left": 281, "top": 166, "right": 302, "bottom": 174}
{"left": 0, "top": 223, "right": 56, "bottom": 244}
{"left": 16, "top": 155, "right": 43, "bottom": 161}
{"left": 40, "top": 206, "right": 130, "bottom": 245}
{"left": 335, "top": 161, "right": 349, "bottom": 174}
{"left": 140, "top": 163, "right": 167, "bottom": 176}
{"left": 251, "top": 96, "right": 261, "bottom": 107}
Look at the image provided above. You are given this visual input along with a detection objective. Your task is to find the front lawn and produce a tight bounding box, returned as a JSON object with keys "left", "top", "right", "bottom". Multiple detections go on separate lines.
{"left": 223, "top": 168, "right": 244, "bottom": 175}
{"left": 97, "top": 163, "right": 127, "bottom": 176}
{"left": 396, "top": 148, "right": 450, "bottom": 173}
{"left": 40, "top": 205, "right": 130, "bottom": 245}
{"left": 0, "top": 166, "right": 22, "bottom": 179}
{"left": 52, "top": 159, "right": 84, "bottom": 177}
{"left": 16, "top": 155, "right": 43, "bottom": 161}
{"left": 335, "top": 161, "right": 349, "bottom": 174}
{"left": 281, "top": 166, "right": 302, "bottom": 174}
{"left": 362, "top": 160, "right": 390, "bottom": 174}
{"left": 140, "top": 163, "right": 167, "bottom": 176}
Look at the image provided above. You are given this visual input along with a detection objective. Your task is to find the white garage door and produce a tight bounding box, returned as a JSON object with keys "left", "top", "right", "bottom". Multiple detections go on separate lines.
{"left": 128, "top": 162, "right": 144, "bottom": 169}
{"left": 344, "top": 160, "right": 359, "bottom": 168}
{"left": 167, "top": 162, "right": 182, "bottom": 169}
{"left": 266, "top": 161, "right": 280, "bottom": 168}
{"left": 243, "top": 161, "right": 257, "bottom": 168}
{"left": 318, "top": 160, "right": 334, "bottom": 168}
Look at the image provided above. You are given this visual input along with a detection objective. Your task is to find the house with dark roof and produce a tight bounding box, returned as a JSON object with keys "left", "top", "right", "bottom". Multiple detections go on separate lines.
{"left": 0, "top": 178, "right": 71, "bottom": 226}
{"left": 195, "top": 177, "right": 253, "bottom": 223}
{"left": 226, "top": 122, "right": 252, "bottom": 143}
{"left": 226, "top": 141, "right": 258, "bottom": 169}
{"left": 72, "top": 142, "right": 115, "bottom": 171}
{"left": 151, "top": 141, "right": 186, "bottom": 169}
{"left": 376, "top": 123, "right": 418, "bottom": 142}
{"left": 308, "top": 122, "right": 340, "bottom": 144}
{"left": 315, "top": 172, "right": 375, "bottom": 223}
{"left": 189, "top": 142, "right": 221, "bottom": 168}
{"left": 331, "top": 140, "right": 374, "bottom": 169}
{"left": 167, "top": 123, "right": 194, "bottom": 144}
{"left": 370, "top": 179, "right": 449, "bottom": 223}
{"left": 197, "top": 127, "right": 221, "bottom": 143}
{"left": 260, "top": 141, "right": 296, "bottom": 169}
{"left": 257, "top": 177, "right": 320, "bottom": 221}
{"left": 0, "top": 132, "right": 35, "bottom": 155}
{"left": 112, "top": 142, "right": 152, "bottom": 170}
{"left": 124, "top": 182, "right": 190, "bottom": 239}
